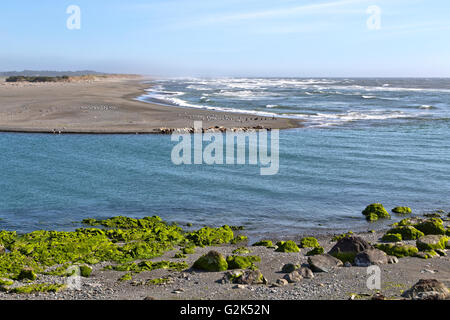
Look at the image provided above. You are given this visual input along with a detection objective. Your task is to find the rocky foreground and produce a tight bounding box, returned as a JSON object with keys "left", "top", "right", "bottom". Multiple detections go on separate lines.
{"left": 0, "top": 204, "right": 449, "bottom": 300}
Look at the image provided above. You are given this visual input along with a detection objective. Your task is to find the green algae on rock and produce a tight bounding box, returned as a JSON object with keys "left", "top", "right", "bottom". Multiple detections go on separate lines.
{"left": 10, "top": 283, "right": 66, "bottom": 294}
{"left": 414, "top": 250, "right": 439, "bottom": 259}
{"left": 147, "top": 277, "right": 172, "bottom": 285}
{"left": 186, "top": 226, "right": 234, "bottom": 247}
{"left": 385, "top": 226, "right": 424, "bottom": 240}
{"left": 182, "top": 246, "right": 196, "bottom": 255}
{"left": 374, "top": 243, "right": 419, "bottom": 258}
{"left": 416, "top": 235, "right": 449, "bottom": 251}
{"left": 112, "top": 260, "right": 188, "bottom": 273}
{"left": 415, "top": 218, "right": 446, "bottom": 235}
{"left": 252, "top": 240, "right": 273, "bottom": 247}
{"left": 232, "top": 247, "right": 251, "bottom": 254}
{"left": 306, "top": 247, "right": 324, "bottom": 256}
{"left": 226, "top": 255, "right": 261, "bottom": 270}
{"left": 0, "top": 216, "right": 239, "bottom": 283}
{"left": 82, "top": 215, "right": 163, "bottom": 229}
{"left": 362, "top": 203, "right": 390, "bottom": 221}
{"left": 392, "top": 207, "right": 412, "bottom": 214}
{"left": 118, "top": 273, "right": 133, "bottom": 282}
{"left": 16, "top": 268, "right": 37, "bottom": 281}
{"left": 193, "top": 251, "right": 228, "bottom": 272}
{"left": 230, "top": 235, "right": 248, "bottom": 244}
{"left": 299, "top": 237, "right": 320, "bottom": 248}
{"left": 79, "top": 265, "right": 93, "bottom": 278}
{"left": 381, "top": 233, "right": 402, "bottom": 242}
{"left": 394, "top": 217, "right": 424, "bottom": 227}
{"left": 0, "top": 278, "right": 14, "bottom": 286}
{"left": 275, "top": 241, "right": 300, "bottom": 253}
{"left": 331, "top": 231, "right": 353, "bottom": 242}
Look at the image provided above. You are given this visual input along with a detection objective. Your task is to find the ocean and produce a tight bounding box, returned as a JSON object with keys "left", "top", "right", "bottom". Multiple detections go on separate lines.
{"left": 1, "top": 78, "right": 449, "bottom": 240}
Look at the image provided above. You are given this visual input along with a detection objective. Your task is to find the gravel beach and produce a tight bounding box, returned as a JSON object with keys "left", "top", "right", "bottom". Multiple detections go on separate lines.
{"left": 1, "top": 214, "right": 448, "bottom": 301}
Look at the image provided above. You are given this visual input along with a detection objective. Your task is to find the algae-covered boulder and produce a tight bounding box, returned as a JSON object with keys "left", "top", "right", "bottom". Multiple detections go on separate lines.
{"left": 415, "top": 251, "right": 438, "bottom": 259}
{"left": 362, "top": 203, "right": 390, "bottom": 221}
{"left": 252, "top": 240, "right": 273, "bottom": 247}
{"left": 16, "top": 268, "right": 37, "bottom": 281}
{"left": 385, "top": 226, "right": 424, "bottom": 240}
{"left": 328, "top": 236, "right": 373, "bottom": 263}
{"left": 396, "top": 217, "right": 424, "bottom": 227}
{"left": 415, "top": 218, "right": 446, "bottom": 235}
{"left": 232, "top": 247, "right": 251, "bottom": 254}
{"left": 306, "top": 247, "right": 324, "bottom": 256}
{"left": 281, "top": 263, "right": 299, "bottom": 273}
{"left": 299, "top": 237, "right": 320, "bottom": 248}
{"left": 275, "top": 241, "right": 300, "bottom": 253}
{"left": 381, "top": 233, "right": 402, "bottom": 242}
{"left": 416, "top": 235, "right": 448, "bottom": 251}
{"left": 79, "top": 265, "right": 92, "bottom": 278}
{"left": 182, "top": 246, "right": 196, "bottom": 255}
{"left": 374, "top": 243, "right": 418, "bottom": 258}
{"left": 392, "top": 207, "right": 412, "bottom": 214}
{"left": 224, "top": 269, "right": 267, "bottom": 285}
{"left": 226, "top": 255, "right": 261, "bottom": 270}
{"left": 193, "top": 251, "right": 228, "bottom": 272}
{"left": 187, "top": 225, "right": 234, "bottom": 246}
{"left": 0, "top": 278, "right": 14, "bottom": 287}
{"left": 230, "top": 235, "right": 248, "bottom": 244}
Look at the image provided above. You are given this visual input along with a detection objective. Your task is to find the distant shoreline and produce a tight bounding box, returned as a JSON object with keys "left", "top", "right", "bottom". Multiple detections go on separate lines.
{"left": 0, "top": 77, "right": 301, "bottom": 134}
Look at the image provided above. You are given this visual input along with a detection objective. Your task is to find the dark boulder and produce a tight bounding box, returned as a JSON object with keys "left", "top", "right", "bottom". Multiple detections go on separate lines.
{"left": 329, "top": 236, "right": 373, "bottom": 263}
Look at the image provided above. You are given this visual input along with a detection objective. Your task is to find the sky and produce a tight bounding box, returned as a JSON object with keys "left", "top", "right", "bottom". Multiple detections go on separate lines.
{"left": 0, "top": 0, "right": 449, "bottom": 77}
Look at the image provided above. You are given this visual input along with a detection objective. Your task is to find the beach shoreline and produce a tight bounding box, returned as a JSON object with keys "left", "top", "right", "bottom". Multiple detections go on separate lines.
{"left": 0, "top": 212, "right": 448, "bottom": 301}
{"left": 0, "top": 77, "right": 301, "bottom": 134}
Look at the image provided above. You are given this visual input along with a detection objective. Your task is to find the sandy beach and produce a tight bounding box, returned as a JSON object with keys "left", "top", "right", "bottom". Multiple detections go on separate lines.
{"left": 0, "top": 77, "right": 300, "bottom": 134}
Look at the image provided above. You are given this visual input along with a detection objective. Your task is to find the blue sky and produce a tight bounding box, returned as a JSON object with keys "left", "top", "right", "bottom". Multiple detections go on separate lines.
{"left": 1, "top": 0, "right": 449, "bottom": 77}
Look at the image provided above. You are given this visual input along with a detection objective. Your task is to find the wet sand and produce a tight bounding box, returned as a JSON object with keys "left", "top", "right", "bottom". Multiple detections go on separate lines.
{"left": 0, "top": 77, "right": 300, "bottom": 134}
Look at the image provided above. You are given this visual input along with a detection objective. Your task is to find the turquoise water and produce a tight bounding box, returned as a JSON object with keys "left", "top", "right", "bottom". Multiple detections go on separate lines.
{"left": 1, "top": 78, "right": 449, "bottom": 237}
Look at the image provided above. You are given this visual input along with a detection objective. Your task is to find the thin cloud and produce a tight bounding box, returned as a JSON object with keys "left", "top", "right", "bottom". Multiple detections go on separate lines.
{"left": 179, "top": 0, "right": 371, "bottom": 27}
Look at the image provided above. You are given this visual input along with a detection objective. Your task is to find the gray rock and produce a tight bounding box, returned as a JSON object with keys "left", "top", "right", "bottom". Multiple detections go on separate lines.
{"left": 344, "top": 262, "right": 352, "bottom": 267}
{"left": 354, "top": 248, "right": 388, "bottom": 266}
{"left": 275, "top": 278, "right": 289, "bottom": 286}
{"left": 387, "top": 256, "right": 399, "bottom": 264}
{"left": 402, "top": 279, "right": 449, "bottom": 300}
{"left": 307, "top": 254, "right": 343, "bottom": 273}
{"left": 297, "top": 267, "right": 314, "bottom": 279}
{"left": 0, "top": 245, "right": 5, "bottom": 254}
{"left": 371, "top": 292, "right": 386, "bottom": 300}
{"left": 233, "top": 284, "right": 247, "bottom": 289}
{"left": 328, "top": 236, "right": 373, "bottom": 262}
{"left": 231, "top": 270, "right": 267, "bottom": 285}
{"left": 281, "top": 263, "right": 298, "bottom": 273}
{"left": 283, "top": 271, "right": 302, "bottom": 283}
